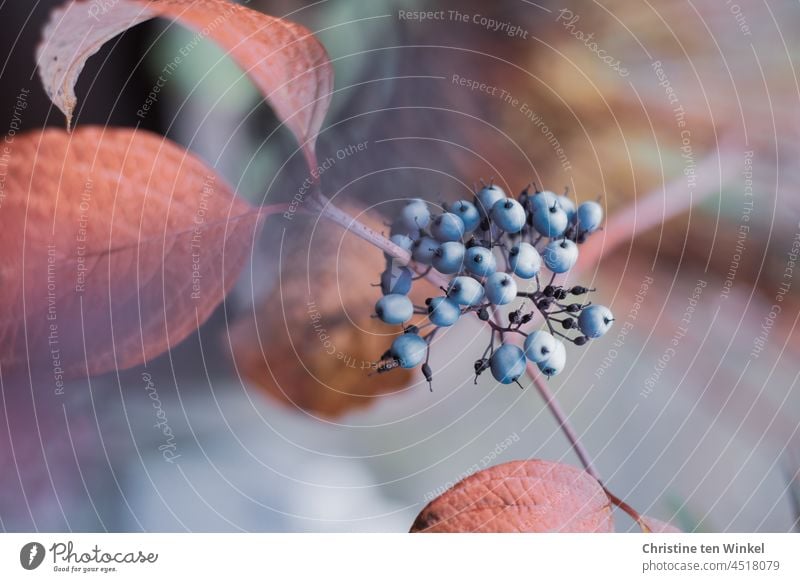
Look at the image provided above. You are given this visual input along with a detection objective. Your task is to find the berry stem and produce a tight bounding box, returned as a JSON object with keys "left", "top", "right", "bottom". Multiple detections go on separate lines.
{"left": 525, "top": 362, "right": 602, "bottom": 481}
{"left": 603, "top": 486, "right": 645, "bottom": 526}
{"left": 315, "top": 194, "right": 450, "bottom": 289}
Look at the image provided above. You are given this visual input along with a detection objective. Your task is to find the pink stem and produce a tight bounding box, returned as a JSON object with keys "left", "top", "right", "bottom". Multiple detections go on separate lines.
{"left": 316, "top": 195, "right": 450, "bottom": 288}
{"left": 577, "top": 139, "right": 740, "bottom": 271}
{"left": 526, "top": 362, "right": 602, "bottom": 481}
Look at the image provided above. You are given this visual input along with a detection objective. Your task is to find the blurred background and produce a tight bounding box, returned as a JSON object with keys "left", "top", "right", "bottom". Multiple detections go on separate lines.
{"left": 1, "top": 0, "right": 799, "bottom": 532}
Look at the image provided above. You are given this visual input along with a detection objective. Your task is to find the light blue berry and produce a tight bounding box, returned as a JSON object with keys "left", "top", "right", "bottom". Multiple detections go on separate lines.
{"left": 391, "top": 333, "right": 427, "bottom": 368}
{"left": 557, "top": 194, "right": 577, "bottom": 223}
{"left": 523, "top": 330, "right": 557, "bottom": 363}
{"left": 375, "top": 294, "right": 413, "bottom": 324}
{"left": 484, "top": 272, "right": 517, "bottom": 305}
{"left": 508, "top": 242, "right": 541, "bottom": 279}
{"left": 446, "top": 276, "right": 485, "bottom": 306}
{"left": 490, "top": 198, "right": 527, "bottom": 233}
{"left": 537, "top": 339, "right": 566, "bottom": 377}
{"left": 432, "top": 241, "right": 465, "bottom": 274}
{"left": 380, "top": 263, "right": 413, "bottom": 295}
{"left": 577, "top": 200, "right": 603, "bottom": 233}
{"left": 465, "top": 245, "right": 497, "bottom": 277}
{"left": 528, "top": 190, "right": 560, "bottom": 215}
{"left": 490, "top": 344, "right": 527, "bottom": 384}
{"left": 448, "top": 199, "right": 481, "bottom": 232}
{"left": 427, "top": 296, "right": 461, "bottom": 327}
{"left": 531, "top": 200, "right": 568, "bottom": 238}
{"left": 578, "top": 305, "right": 614, "bottom": 338}
{"left": 543, "top": 239, "right": 579, "bottom": 273}
{"left": 399, "top": 199, "right": 430, "bottom": 231}
{"left": 411, "top": 236, "right": 439, "bottom": 264}
{"left": 430, "top": 212, "right": 465, "bottom": 242}
{"left": 475, "top": 184, "right": 507, "bottom": 216}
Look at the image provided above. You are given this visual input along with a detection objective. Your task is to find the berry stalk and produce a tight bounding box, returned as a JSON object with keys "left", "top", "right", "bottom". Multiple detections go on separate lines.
{"left": 526, "top": 361, "right": 601, "bottom": 480}
{"left": 314, "top": 193, "right": 450, "bottom": 289}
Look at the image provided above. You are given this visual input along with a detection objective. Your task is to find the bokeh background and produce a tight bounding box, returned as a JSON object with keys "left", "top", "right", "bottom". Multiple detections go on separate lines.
{"left": 1, "top": 0, "right": 799, "bottom": 532}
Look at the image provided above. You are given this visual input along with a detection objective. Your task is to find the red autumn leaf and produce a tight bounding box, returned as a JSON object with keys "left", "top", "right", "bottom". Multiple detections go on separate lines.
{"left": 640, "top": 516, "right": 683, "bottom": 533}
{"left": 37, "top": 0, "right": 332, "bottom": 168}
{"left": 410, "top": 460, "right": 614, "bottom": 533}
{"left": 0, "top": 127, "right": 258, "bottom": 379}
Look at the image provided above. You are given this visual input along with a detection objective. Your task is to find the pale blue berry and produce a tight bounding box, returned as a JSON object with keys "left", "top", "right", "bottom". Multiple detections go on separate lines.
{"left": 523, "top": 330, "right": 557, "bottom": 363}
{"left": 411, "top": 236, "right": 439, "bottom": 264}
{"left": 543, "top": 239, "right": 578, "bottom": 273}
{"left": 537, "top": 339, "right": 566, "bottom": 376}
{"left": 578, "top": 305, "right": 614, "bottom": 338}
{"left": 484, "top": 272, "right": 517, "bottom": 305}
{"left": 490, "top": 343, "right": 527, "bottom": 384}
{"left": 577, "top": 201, "right": 603, "bottom": 233}
{"left": 448, "top": 200, "right": 481, "bottom": 232}
{"left": 427, "top": 296, "right": 461, "bottom": 327}
{"left": 375, "top": 294, "right": 413, "bottom": 324}
{"left": 430, "top": 212, "right": 465, "bottom": 242}
{"left": 475, "top": 184, "right": 506, "bottom": 216}
{"left": 465, "top": 245, "right": 497, "bottom": 277}
{"left": 531, "top": 200, "right": 568, "bottom": 238}
{"left": 432, "top": 241, "right": 465, "bottom": 274}
{"left": 447, "top": 276, "right": 485, "bottom": 306}
{"left": 380, "top": 263, "right": 413, "bottom": 295}
{"left": 490, "top": 198, "right": 526, "bottom": 233}
{"left": 508, "top": 242, "right": 541, "bottom": 279}
{"left": 399, "top": 199, "right": 430, "bottom": 231}
{"left": 391, "top": 333, "right": 427, "bottom": 368}
{"left": 527, "top": 190, "right": 560, "bottom": 215}
{"left": 557, "top": 194, "right": 577, "bottom": 223}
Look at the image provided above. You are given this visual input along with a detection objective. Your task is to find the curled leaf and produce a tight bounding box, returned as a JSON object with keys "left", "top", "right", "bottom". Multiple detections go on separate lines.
{"left": 411, "top": 460, "right": 614, "bottom": 533}
{"left": 37, "top": 0, "right": 332, "bottom": 167}
{"left": 1, "top": 127, "right": 258, "bottom": 378}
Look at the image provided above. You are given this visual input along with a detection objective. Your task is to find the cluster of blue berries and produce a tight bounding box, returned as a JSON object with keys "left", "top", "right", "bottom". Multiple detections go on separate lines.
{"left": 373, "top": 182, "right": 614, "bottom": 389}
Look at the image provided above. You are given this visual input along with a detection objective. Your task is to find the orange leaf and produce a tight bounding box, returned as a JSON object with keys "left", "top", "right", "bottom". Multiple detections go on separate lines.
{"left": 640, "top": 516, "right": 683, "bottom": 533}
{"left": 228, "top": 206, "right": 431, "bottom": 418}
{"left": 37, "top": 0, "right": 332, "bottom": 168}
{"left": 410, "top": 460, "right": 614, "bottom": 532}
{"left": 0, "top": 127, "right": 258, "bottom": 379}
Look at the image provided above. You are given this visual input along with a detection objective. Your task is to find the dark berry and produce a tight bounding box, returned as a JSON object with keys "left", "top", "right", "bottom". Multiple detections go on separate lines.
{"left": 422, "top": 363, "right": 433, "bottom": 382}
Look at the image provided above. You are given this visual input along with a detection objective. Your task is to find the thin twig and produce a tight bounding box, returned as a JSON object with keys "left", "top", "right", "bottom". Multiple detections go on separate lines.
{"left": 526, "top": 362, "right": 601, "bottom": 482}
{"left": 315, "top": 194, "right": 449, "bottom": 289}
